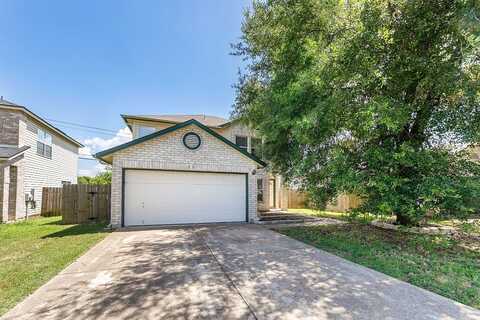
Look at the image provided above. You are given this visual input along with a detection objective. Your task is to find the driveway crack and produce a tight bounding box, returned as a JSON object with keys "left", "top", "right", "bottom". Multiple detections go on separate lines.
{"left": 199, "top": 233, "right": 258, "bottom": 320}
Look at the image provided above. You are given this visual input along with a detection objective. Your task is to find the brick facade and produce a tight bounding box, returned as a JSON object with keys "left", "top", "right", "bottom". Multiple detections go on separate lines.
{"left": 127, "top": 119, "right": 288, "bottom": 214}
{"left": 109, "top": 123, "right": 262, "bottom": 227}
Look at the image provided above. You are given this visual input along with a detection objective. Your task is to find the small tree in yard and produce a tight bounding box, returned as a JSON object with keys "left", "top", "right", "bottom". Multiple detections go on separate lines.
{"left": 233, "top": 0, "right": 480, "bottom": 225}
{"left": 78, "top": 171, "right": 112, "bottom": 185}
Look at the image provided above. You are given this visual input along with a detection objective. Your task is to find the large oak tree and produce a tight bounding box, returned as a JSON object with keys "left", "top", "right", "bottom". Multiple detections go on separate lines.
{"left": 233, "top": 0, "right": 480, "bottom": 225}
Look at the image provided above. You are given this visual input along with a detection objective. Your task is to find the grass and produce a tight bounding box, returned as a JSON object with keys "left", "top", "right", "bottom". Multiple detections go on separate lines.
{"left": 278, "top": 223, "right": 480, "bottom": 309}
{"left": 0, "top": 216, "right": 109, "bottom": 316}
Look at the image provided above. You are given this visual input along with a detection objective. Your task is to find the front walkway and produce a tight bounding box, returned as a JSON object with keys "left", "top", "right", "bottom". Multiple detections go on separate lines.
{"left": 3, "top": 224, "right": 480, "bottom": 320}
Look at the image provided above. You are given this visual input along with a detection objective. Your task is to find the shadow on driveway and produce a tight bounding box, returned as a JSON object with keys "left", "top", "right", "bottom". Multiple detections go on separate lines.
{"left": 3, "top": 225, "right": 480, "bottom": 320}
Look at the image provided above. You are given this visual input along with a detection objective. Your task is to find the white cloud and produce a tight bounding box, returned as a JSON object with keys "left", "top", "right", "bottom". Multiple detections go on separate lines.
{"left": 80, "top": 127, "right": 132, "bottom": 156}
{"left": 78, "top": 127, "right": 132, "bottom": 177}
{"left": 79, "top": 146, "right": 92, "bottom": 156}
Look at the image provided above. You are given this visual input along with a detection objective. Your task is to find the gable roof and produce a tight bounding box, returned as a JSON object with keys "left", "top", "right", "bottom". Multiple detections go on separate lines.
{"left": 95, "top": 119, "right": 266, "bottom": 167}
{"left": 0, "top": 97, "right": 21, "bottom": 107}
{"left": 0, "top": 98, "right": 84, "bottom": 147}
{"left": 121, "top": 114, "right": 236, "bottom": 129}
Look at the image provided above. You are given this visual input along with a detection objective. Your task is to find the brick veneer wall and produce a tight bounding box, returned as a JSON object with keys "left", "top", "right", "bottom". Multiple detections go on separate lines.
{"left": 109, "top": 123, "right": 261, "bottom": 228}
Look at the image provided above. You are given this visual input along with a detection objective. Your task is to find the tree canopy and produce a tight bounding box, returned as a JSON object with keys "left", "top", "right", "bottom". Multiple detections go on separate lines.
{"left": 78, "top": 171, "right": 112, "bottom": 185}
{"left": 233, "top": 0, "right": 480, "bottom": 225}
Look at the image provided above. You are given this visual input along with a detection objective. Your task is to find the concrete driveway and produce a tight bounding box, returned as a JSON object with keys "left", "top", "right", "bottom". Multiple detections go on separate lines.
{"left": 3, "top": 224, "right": 480, "bottom": 320}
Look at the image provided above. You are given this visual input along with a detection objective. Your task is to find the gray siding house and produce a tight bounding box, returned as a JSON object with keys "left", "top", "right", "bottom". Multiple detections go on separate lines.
{"left": 0, "top": 98, "right": 83, "bottom": 222}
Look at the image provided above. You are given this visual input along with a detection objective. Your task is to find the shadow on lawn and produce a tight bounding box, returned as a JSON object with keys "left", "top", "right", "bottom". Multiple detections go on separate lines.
{"left": 42, "top": 222, "right": 108, "bottom": 238}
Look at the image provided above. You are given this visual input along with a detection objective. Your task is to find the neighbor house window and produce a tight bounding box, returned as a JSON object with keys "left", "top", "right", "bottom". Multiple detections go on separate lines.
{"left": 138, "top": 126, "right": 156, "bottom": 137}
{"left": 251, "top": 138, "right": 262, "bottom": 158}
{"left": 257, "top": 178, "right": 264, "bottom": 202}
{"left": 37, "top": 129, "right": 52, "bottom": 159}
{"left": 235, "top": 135, "right": 248, "bottom": 151}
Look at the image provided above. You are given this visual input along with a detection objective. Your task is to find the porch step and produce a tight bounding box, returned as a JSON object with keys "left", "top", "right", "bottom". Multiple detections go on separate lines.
{"left": 258, "top": 211, "right": 316, "bottom": 224}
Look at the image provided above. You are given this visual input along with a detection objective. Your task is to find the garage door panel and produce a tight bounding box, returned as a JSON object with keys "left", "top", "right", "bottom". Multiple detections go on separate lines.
{"left": 124, "top": 170, "right": 246, "bottom": 226}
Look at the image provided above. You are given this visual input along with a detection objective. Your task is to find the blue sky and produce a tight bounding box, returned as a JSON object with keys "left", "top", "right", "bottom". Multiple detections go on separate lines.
{"left": 0, "top": 0, "right": 250, "bottom": 175}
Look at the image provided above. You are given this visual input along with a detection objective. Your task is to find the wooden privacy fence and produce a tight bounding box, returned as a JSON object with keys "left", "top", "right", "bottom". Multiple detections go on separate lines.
{"left": 326, "top": 194, "right": 362, "bottom": 212}
{"left": 41, "top": 187, "right": 63, "bottom": 217}
{"left": 288, "top": 190, "right": 309, "bottom": 208}
{"left": 287, "top": 190, "right": 361, "bottom": 213}
{"left": 41, "top": 184, "right": 111, "bottom": 224}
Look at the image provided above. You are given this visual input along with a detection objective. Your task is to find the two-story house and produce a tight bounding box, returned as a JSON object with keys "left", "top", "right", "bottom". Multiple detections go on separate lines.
{"left": 95, "top": 114, "right": 288, "bottom": 228}
{"left": 0, "top": 98, "right": 83, "bottom": 222}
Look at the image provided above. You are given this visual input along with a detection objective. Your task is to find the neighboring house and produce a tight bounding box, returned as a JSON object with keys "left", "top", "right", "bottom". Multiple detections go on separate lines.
{"left": 0, "top": 98, "right": 83, "bottom": 222}
{"left": 96, "top": 114, "right": 289, "bottom": 227}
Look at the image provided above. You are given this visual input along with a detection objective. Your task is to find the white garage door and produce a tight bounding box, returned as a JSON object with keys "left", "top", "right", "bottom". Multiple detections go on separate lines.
{"left": 124, "top": 170, "right": 247, "bottom": 226}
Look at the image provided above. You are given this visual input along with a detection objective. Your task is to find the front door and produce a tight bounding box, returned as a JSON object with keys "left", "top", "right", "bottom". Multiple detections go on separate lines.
{"left": 269, "top": 178, "right": 276, "bottom": 208}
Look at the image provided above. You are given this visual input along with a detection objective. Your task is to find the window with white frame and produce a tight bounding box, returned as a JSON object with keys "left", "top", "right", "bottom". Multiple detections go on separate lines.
{"left": 257, "top": 178, "right": 264, "bottom": 202}
{"left": 37, "top": 129, "right": 52, "bottom": 159}
{"left": 235, "top": 135, "right": 248, "bottom": 151}
{"left": 138, "top": 126, "right": 156, "bottom": 137}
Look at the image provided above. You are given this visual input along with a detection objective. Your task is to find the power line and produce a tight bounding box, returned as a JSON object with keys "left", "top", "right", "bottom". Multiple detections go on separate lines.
{"left": 46, "top": 118, "right": 131, "bottom": 138}
{"left": 51, "top": 123, "right": 131, "bottom": 138}
{"left": 46, "top": 118, "right": 120, "bottom": 134}
{"left": 42, "top": 117, "right": 132, "bottom": 161}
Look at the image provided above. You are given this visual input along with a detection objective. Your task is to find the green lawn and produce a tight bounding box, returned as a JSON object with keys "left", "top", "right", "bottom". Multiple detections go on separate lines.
{"left": 0, "top": 216, "right": 109, "bottom": 316}
{"left": 278, "top": 223, "right": 480, "bottom": 309}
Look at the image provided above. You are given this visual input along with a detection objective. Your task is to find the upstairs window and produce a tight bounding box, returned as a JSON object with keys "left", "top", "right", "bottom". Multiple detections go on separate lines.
{"left": 138, "top": 126, "right": 156, "bottom": 138}
{"left": 37, "top": 129, "right": 52, "bottom": 159}
{"left": 251, "top": 138, "right": 262, "bottom": 158}
{"left": 235, "top": 135, "right": 248, "bottom": 151}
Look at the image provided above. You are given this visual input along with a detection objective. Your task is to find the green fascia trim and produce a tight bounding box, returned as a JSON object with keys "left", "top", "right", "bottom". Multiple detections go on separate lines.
{"left": 195, "top": 120, "right": 267, "bottom": 167}
{"left": 120, "top": 114, "right": 133, "bottom": 131}
{"left": 95, "top": 119, "right": 267, "bottom": 167}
